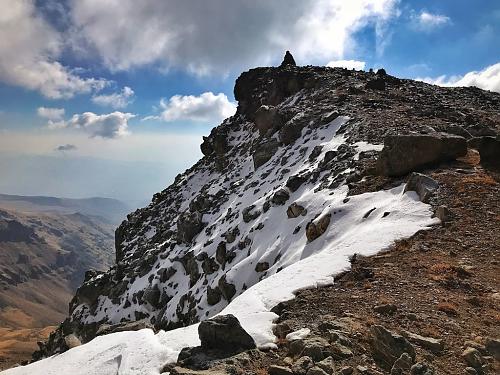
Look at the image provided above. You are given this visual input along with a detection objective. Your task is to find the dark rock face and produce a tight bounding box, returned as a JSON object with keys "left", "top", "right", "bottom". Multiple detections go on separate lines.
{"left": 403, "top": 173, "right": 439, "bottom": 203}
{"left": 253, "top": 140, "right": 279, "bottom": 169}
{"left": 177, "top": 211, "right": 204, "bottom": 243}
{"left": 254, "top": 105, "right": 283, "bottom": 135}
{"left": 469, "top": 136, "right": 500, "bottom": 170}
{"left": 0, "top": 219, "right": 37, "bottom": 243}
{"left": 280, "top": 51, "right": 296, "bottom": 67}
{"left": 370, "top": 325, "right": 416, "bottom": 370}
{"left": 377, "top": 134, "right": 467, "bottom": 176}
{"left": 198, "top": 315, "right": 256, "bottom": 351}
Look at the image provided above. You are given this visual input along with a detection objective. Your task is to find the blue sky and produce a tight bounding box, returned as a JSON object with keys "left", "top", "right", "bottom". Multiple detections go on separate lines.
{"left": 0, "top": 0, "right": 499, "bottom": 204}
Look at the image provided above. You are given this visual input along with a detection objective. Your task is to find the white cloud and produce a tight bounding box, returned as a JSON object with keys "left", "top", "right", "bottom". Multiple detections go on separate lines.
{"left": 92, "top": 86, "right": 135, "bottom": 109}
{"left": 37, "top": 107, "right": 65, "bottom": 121}
{"left": 327, "top": 59, "right": 366, "bottom": 70}
{"left": 411, "top": 10, "right": 450, "bottom": 30}
{"left": 149, "top": 92, "right": 237, "bottom": 123}
{"left": 68, "top": 112, "right": 135, "bottom": 139}
{"left": 416, "top": 63, "right": 500, "bottom": 93}
{"left": 69, "top": 0, "right": 399, "bottom": 75}
{"left": 0, "top": 0, "right": 107, "bottom": 98}
{"left": 43, "top": 111, "right": 135, "bottom": 138}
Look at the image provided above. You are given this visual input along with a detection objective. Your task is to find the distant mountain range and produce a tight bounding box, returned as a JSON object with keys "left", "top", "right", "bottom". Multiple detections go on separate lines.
{"left": 0, "top": 194, "right": 123, "bottom": 369}
{"left": 0, "top": 194, "right": 131, "bottom": 225}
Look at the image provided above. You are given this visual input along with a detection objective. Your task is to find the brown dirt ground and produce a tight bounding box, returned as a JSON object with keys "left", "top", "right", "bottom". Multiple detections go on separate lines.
{"left": 266, "top": 150, "right": 500, "bottom": 374}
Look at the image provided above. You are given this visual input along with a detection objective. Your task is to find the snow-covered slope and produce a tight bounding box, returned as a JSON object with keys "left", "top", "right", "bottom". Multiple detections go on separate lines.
{"left": 10, "top": 63, "right": 494, "bottom": 374}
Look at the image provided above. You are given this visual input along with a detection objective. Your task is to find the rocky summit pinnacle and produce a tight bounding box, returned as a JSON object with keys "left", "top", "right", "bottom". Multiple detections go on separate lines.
{"left": 280, "top": 50, "right": 296, "bottom": 67}
{"left": 30, "top": 59, "right": 499, "bottom": 371}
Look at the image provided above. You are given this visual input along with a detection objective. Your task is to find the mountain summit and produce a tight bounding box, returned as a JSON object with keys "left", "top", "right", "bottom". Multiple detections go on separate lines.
{"left": 6, "top": 59, "right": 499, "bottom": 375}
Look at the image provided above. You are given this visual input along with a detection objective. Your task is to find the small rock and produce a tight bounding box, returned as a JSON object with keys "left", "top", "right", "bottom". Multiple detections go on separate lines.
{"left": 64, "top": 334, "right": 81, "bottom": 349}
{"left": 403, "top": 331, "right": 444, "bottom": 353}
{"left": 374, "top": 304, "right": 398, "bottom": 315}
{"left": 464, "top": 367, "right": 477, "bottom": 375}
{"left": 403, "top": 173, "right": 439, "bottom": 203}
{"left": 274, "top": 322, "right": 292, "bottom": 339}
{"left": 291, "top": 356, "right": 314, "bottom": 375}
{"left": 198, "top": 314, "right": 255, "bottom": 352}
{"left": 307, "top": 366, "right": 329, "bottom": 375}
{"left": 330, "top": 342, "right": 353, "bottom": 359}
{"left": 485, "top": 338, "right": 500, "bottom": 360}
{"left": 371, "top": 325, "right": 416, "bottom": 370}
{"left": 391, "top": 353, "right": 413, "bottom": 375}
{"left": 435, "top": 205, "right": 452, "bottom": 223}
{"left": 268, "top": 365, "right": 293, "bottom": 375}
{"left": 316, "top": 356, "right": 335, "bottom": 375}
{"left": 410, "top": 362, "right": 435, "bottom": 375}
{"left": 286, "top": 175, "right": 307, "bottom": 192}
{"left": 287, "top": 203, "right": 306, "bottom": 218}
{"left": 461, "top": 347, "right": 484, "bottom": 369}
{"left": 272, "top": 189, "right": 290, "bottom": 205}
{"left": 340, "top": 366, "right": 354, "bottom": 375}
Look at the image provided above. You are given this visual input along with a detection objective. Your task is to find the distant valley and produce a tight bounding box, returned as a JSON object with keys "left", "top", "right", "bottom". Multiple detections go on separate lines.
{"left": 0, "top": 194, "right": 128, "bottom": 369}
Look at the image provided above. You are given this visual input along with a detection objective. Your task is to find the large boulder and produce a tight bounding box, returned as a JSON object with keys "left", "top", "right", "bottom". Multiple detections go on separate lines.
{"left": 198, "top": 315, "right": 256, "bottom": 351}
{"left": 177, "top": 211, "right": 204, "bottom": 243}
{"left": 306, "top": 214, "right": 331, "bottom": 242}
{"left": 280, "top": 51, "right": 296, "bottom": 67}
{"left": 469, "top": 136, "right": 500, "bottom": 170}
{"left": 377, "top": 134, "right": 467, "bottom": 176}
{"left": 253, "top": 139, "right": 279, "bottom": 169}
{"left": 370, "top": 325, "right": 416, "bottom": 370}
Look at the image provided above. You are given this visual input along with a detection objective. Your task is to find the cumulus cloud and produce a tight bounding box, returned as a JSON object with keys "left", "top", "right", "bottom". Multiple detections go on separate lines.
{"left": 69, "top": 0, "right": 399, "bottom": 75}
{"left": 43, "top": 111, "right": 135, "bottom": 138}
{"left": 92, "top": 86, "right": 135, "bottom": 109}
{"left": 37, "top": 107, "right": 65, "bottom": 121}
{"left": 0, "top": 0, "right": 107, "bottom": 98}
{"left": 55, "top": 144, "right": 77, "bottom": 151}
{"left": 68, "top": 112, "right": 135, "bottom": 138}
{"left": 148, "top": 92, "right": 237, "bottom": 123}
{"left": 327, "top": 59, "right": 366, "bottom": 70}
{"left": 411, "top": 10, "right": 450, "bottom": 30}
{"left": 417, "top": 63, "right": 500, "bottom": 93}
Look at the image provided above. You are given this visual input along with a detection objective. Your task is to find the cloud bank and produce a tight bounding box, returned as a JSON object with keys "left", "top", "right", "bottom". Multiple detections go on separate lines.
{"left": 69, "top": 0, "right": 399, "bottom": 75}
{"left": 37, "top": 107, "right": 65, "bottom": 121}
{"left": 0, "top": 0, "right": 107, "bottom": 98}
{"left": 68, "top": 112, "right": 134, "bottom": 139}
{"left": 417, "top": 63, "right": 500, "bottom": 93}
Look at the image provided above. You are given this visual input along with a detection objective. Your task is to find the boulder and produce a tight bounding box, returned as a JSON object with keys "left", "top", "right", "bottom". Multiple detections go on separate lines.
{"left": 198, "top": 314, "right": 255, "bottom": 351}
{"left": 254, "top": 105, "right": 283, "bottom": 135}
{"left": 268, "top": 365, "right": 293, "bottom": 375}
{"left": 485, "top": 338, "right": 500, "bottom": 360}
{"left": 96, "top": 320, "right": 154, "bottom": 337}
{"left": 255, "top": 262, "right": 269, "bottom": 272}
{"left": 242, "top": 205, "right": 261, "bottom": 223}
{"left": 410, "top": 362, "right": 435, "bottom": 375}
{"left": 253, "top": 139, "right": 279, "bottom": 169}
{"left": 64, "top": 334, "right": 81, "bottom": 349}
{"left": 287, "top": 203, "right": 306, "bottom": 218}
{"left": 377, "top": 134, "right": 467, "bottom": 176}
{"left": 272, "top": 189, "right": 290, "bottom": 205}
{"left": 291, "top": 356, "right": 314, "bottom": 375}
{"left": 218, "top": 275, "right": 236, "bottom": 302}
{"left": 143, "top": 285, "right": 161, "bottom": 308}
{"left": 286, "top": 175, "right": 307, "bottom": 192}
{"left": 279, "top": 121, "right": 304, "bottom": 145}
{"left": 177, "top": 211, "right": 204, "bottom": 243}
{"left": 469, "top": 136, "right": 500, "bottom": 170}
{"left": 403, "top": 173, "right": 439, "bottom": 203}
{"left": 306, "top": 214, "right": 331, "bottom": 242}
{"left": 462, "top": 347, "right": 484, "bottom": 369}
{"left": 370, "top": 325, "right": 416, "bottom": 370}
{"left": 402, "top": 331, "right": 444, "bottom": 353}
{"left": 206, "top": 286, "right": 222, "bottom": 306}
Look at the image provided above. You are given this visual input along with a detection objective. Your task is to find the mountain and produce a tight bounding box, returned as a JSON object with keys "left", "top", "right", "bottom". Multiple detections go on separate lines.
{"left": 4, "top": 58, "right": 500, "bottom": 374}
{"left": 0, "top": 196, "right": 118, "bottom": 369}
{"left": 0, "top": 194, "right": 130, "bottom": 225}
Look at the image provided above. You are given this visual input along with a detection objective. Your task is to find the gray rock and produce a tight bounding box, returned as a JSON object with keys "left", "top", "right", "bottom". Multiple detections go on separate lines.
{"left": 274, "top": 322, "right": 292, "bottom": 339}
{"left": 391, "top": 352, "right": 413, "bottom": 374}
{"left": 370, "top": 325, "right": 416, "bottom": 370}
{"left": 177, "top": 211, "right": 204, "bottom": 243}
{"left": 403, "top": 173, "right": 439, "bottom": 203}
{"left": 206, "top": 286, "right": 222, "bottom": 305}
{"left": 301, "top": 337, "right": 330, "bottom": 361}
{"left": 242, "top": 205, "right": 261, "bottom": 223}
{"left": 291, "top": 356, "right": 314, "bottom": 375}
{"left": 374, "top": 304, "right": 398, "bottom": 315}
{"left": 272, "top": 189, "right": 290, "bottom": 205}
{"left": 307, "top": 366, "right": 330, "bottom": 375}
{"left": 435, "top": 205, "right": 452, "bottom": 223}
{"left": 340, "top": 367, "right": 354, "bottom": 375}
{"left": 286, "top": 175, "right": 307, "bottom": 192}
{"left": 377, "top": 134, "right": 467, "bottom": 176}
{"left": 410, "top": 362, "right": 435, "bottom": 375}
{"left": 198, "top": 314, "right": 255, "bottom": 351}
{"left": 402, "top": 331, "right": 444, "bottom": 353}
{"left": 462, "top": 347, "right": 484, "bottom": 369}
{"left": 255, "top": 262, "right": 269, "bottom": 273}
{"left": 253, "top": 139, "right": 279, "bottom": 169}
{"left": 63, "top": 334, "right": 81, "bottom": 349}
{"left": 330, "top": 342, "right": 353, "bottom": 360}
{"left": 485, "top": 338, "right": 500, "bottom": 360}
{"left": 268, "top": 365, "right": 293, "bottom": 375}
{"left": 289, "top": 339, "right": 306, "bottom": 356}
{"left": 316, "top": 356, "right": 335, "bottom": 375}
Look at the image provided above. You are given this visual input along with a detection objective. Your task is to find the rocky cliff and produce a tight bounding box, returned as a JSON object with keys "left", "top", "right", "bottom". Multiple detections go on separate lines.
{"left": 30, "top": 57, "right": 500, "bottom": 372}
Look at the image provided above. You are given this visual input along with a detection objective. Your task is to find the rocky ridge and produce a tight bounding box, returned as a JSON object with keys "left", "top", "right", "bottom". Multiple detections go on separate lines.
{"left": 32, "top": 55, "right": 500, "bottom": 374}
